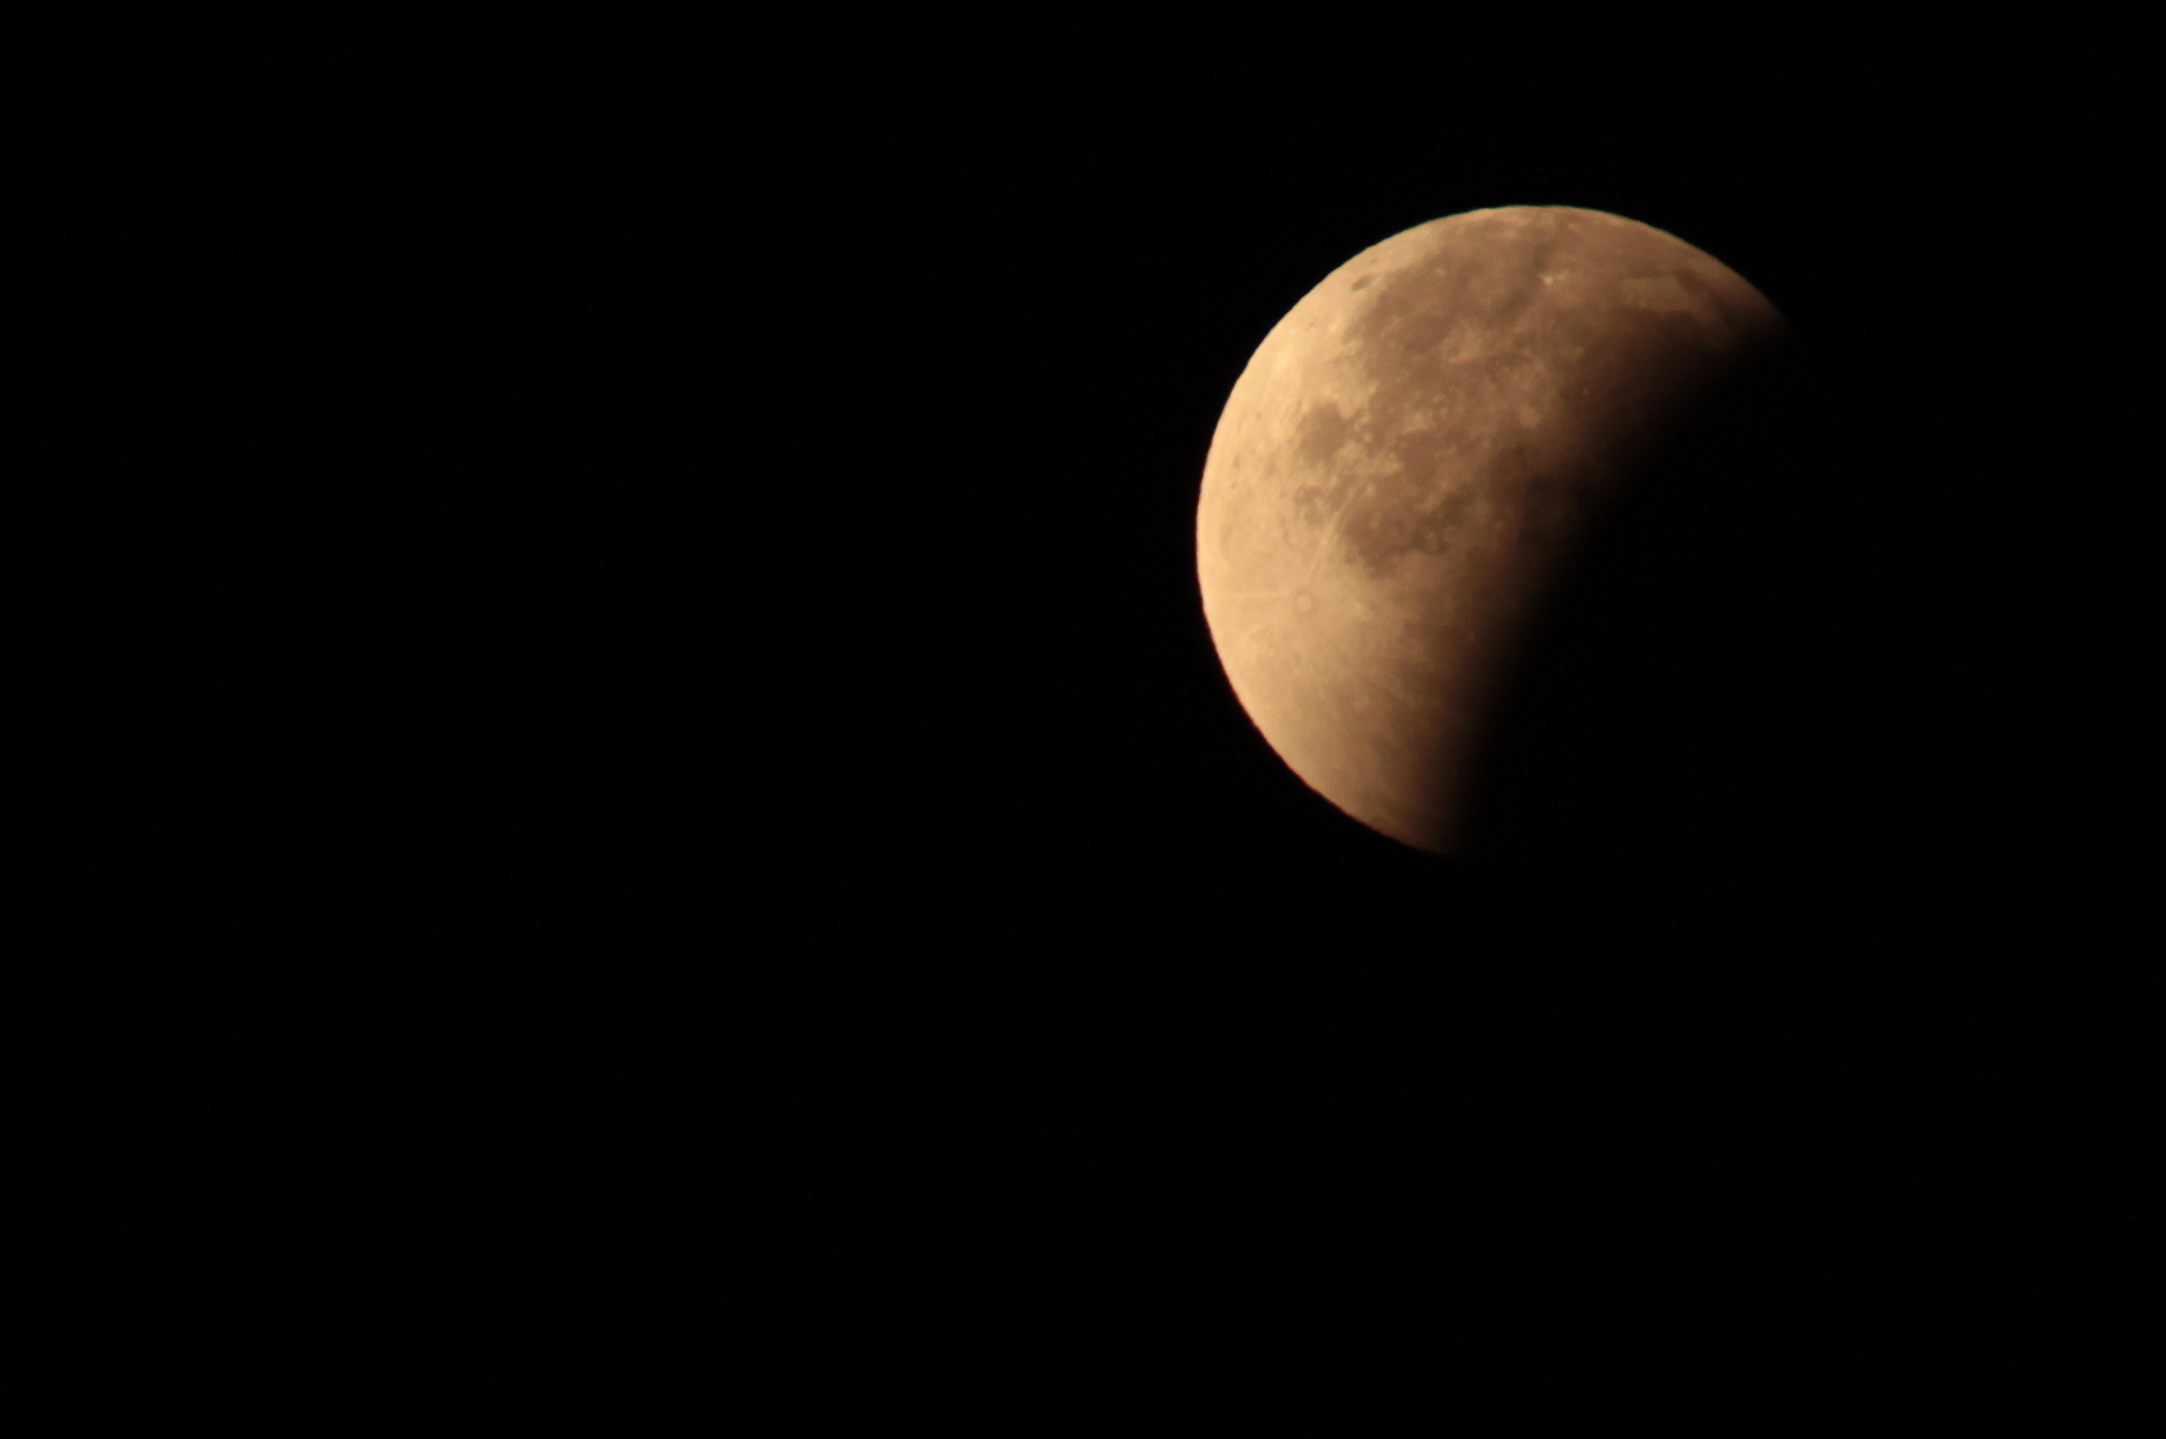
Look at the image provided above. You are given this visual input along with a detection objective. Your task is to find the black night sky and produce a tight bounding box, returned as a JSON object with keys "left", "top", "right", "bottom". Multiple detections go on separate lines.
{"left": 56, "top": 22, "right": 2148, "bottom": 1426}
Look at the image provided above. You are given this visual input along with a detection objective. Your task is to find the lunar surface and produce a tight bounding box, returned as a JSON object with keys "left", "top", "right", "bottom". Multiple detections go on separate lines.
{"left": 1196, "top": 206, "right": 1788, "bottom": 853}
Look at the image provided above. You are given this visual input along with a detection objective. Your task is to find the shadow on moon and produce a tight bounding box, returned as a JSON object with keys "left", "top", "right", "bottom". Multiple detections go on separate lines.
{"left": 1459, "top": 336, "right": 1872, "bottom": 869}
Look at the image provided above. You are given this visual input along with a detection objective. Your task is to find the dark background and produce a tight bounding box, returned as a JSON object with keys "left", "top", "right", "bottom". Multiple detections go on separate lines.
{"left": 42, "top": 21, "right": 2148, "bottom": 1425}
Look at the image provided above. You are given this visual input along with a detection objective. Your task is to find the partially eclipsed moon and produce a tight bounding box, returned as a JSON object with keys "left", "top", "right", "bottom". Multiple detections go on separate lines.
{"left": 1196, "top": 206, "right": 1788, "bottom": 853}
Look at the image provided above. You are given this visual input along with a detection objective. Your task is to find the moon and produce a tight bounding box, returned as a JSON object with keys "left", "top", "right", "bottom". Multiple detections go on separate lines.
{"left": 1196, "top": 206, "right": 1789, "bottom": 854}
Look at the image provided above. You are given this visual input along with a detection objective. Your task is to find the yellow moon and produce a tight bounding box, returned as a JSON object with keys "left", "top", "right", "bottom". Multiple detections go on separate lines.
{"left": 1196, "top": 206, "right": 1788, "bottom": 853}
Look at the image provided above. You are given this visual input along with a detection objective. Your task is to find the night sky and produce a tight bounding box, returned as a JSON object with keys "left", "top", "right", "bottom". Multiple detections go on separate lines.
{"left": 59, "top": 24, "right": 2147, "bottom": 1424}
